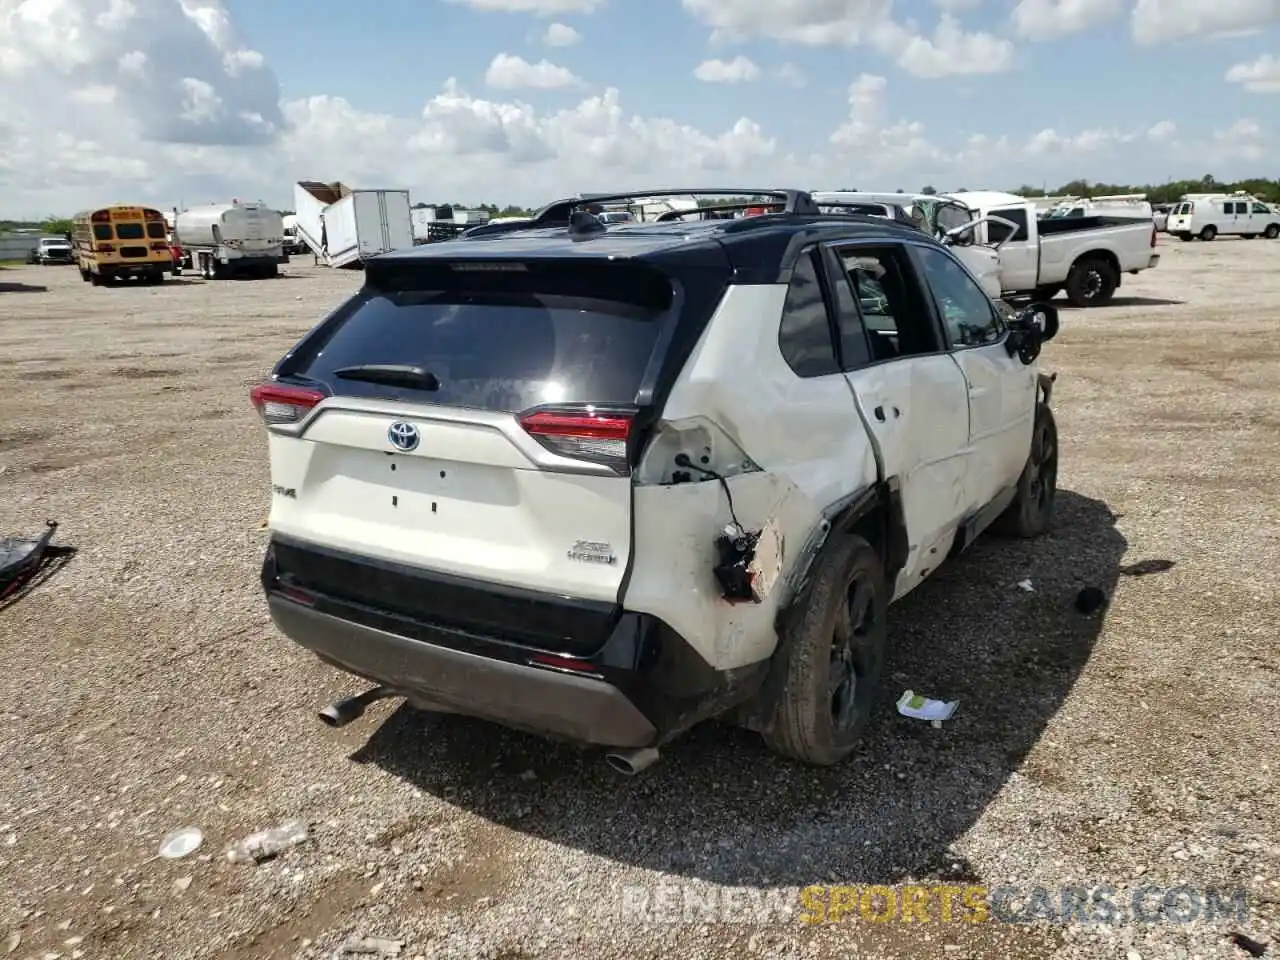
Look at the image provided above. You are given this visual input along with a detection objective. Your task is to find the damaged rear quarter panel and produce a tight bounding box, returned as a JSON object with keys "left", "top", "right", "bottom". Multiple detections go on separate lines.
{"left": 620, "top": 284, "right": 881, "bottom": 671}
{"left": 624, "top": 473, "right": 820, "bottom": 671}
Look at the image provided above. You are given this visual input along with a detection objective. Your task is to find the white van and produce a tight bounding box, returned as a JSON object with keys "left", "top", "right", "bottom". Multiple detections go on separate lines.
{"left": 1166, "top": 196, "right": 1280, "bottom": 241}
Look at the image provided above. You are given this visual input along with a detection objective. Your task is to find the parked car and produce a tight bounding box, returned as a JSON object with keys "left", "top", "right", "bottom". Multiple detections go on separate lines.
{"left": 251, "top": 188, "right": 1060, "bottom": 773}
{"left": 28, "top": 236, "right": 74, "bottom": 265}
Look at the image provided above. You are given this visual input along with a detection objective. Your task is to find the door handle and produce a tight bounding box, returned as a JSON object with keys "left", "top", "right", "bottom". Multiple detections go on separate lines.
{"left": 873, "top": 405, "right": 900, "bottom": 422}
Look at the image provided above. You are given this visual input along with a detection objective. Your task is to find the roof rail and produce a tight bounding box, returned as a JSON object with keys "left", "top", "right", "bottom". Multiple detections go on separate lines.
{"left": 458, "top": 188, "right": 819, "bottom": 238}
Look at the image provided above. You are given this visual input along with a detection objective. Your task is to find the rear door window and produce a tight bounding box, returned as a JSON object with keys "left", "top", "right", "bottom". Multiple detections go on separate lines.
{"left": 986, "top": 207, "right": 1028, "bottom": 243}
{"left": 284, "top": 259, "right": 672, "bottom": 412}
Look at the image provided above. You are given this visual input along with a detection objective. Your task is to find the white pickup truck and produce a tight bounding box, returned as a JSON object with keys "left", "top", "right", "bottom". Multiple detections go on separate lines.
{"left": 930, "top": 191, "right": 1161, "bottom": 307}
{"left": 811, "top": 191, "right": 1005, "bottom": 302}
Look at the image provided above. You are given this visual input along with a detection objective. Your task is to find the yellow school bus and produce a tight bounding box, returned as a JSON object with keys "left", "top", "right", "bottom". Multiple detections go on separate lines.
{"left": 72, "top": 205, "right": 173, "bottom": 285}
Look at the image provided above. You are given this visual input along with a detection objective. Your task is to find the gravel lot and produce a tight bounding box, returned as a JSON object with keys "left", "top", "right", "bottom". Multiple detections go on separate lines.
{"left": 1, "top": 237, "right": 1278, "bottom": 960}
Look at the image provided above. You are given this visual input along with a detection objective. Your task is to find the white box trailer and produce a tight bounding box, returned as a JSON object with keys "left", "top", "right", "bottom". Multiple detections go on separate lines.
{"left": 174, "top": 201, "right": 286, "bottom": 280}
{"left": 293, "top": 181, "right": 414, "bottom": 268}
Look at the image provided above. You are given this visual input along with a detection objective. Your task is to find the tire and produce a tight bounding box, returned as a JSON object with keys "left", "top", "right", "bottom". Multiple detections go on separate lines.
{"left": 992, "top": 403, "right": 1058, "bottom": 539}
{"left": 1178, "top": 233, "right": 1193, "bottom": 241}
{"left": 762, "top": 534, "right": 888, "bottom": 766}
{"left": 1265, "top": 224, "right": 1280, "bottom": 240}
{"left": 1064, "top": 257, "right": 1118, "bottom": 307}
{"left": 79, "top": 267, "right": 90, "bottom": 282}
{"left": 1199, "top": 225, "right": 1217, "bottom": 241}
{"left": 1033, "top": 284, "right": 1062, "bottom": 301}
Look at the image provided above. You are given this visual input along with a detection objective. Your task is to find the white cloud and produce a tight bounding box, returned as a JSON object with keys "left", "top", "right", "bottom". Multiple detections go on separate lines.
{"left": 880, "top": 13, "right": 1015, "bottom": 76}
{"left": 1011, "top": 0, "right": 1126, "bottom": 40}
{"left": 484, "top": 53, "right": 580, "bottom": 89}
{"left": 776, "top": 62, "right": 807, "bottom": 87}
{"left": 680, "top": 0, "right": 1014, "bottom": 78}
{"left": 0, "top": 0, "right": 283, "bottom": 145}
{"left": 1207, "top": 117, "right": 1268, "bottom": 163}
{"left": 541, "top": 22, "right": 582, "bottom": 45}
{"left": 444, "top": 0, "right": 606, "bottom": 14}
{"left": 1131, "top": 0, "right": 1280, "bottom": 43}
{"left": 828, "top": 74, "right": 947, "bottom": 176}
{"left": 1147, "top": 119, "right": 1177, "bottom": 140}
{"left": 1225, "top": 54, "right": 1280, "bottom": 92}
{"left": 693, "top": 56, "right": 760, "bottom": 83}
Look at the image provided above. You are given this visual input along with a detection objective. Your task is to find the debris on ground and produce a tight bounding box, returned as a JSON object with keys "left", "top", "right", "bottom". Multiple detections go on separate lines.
{"left": 227, "top": 819, "right": 309, "bottom": 864}
{"left": 896, "top": 690, "right": 959, "bottom": 726}
{"left": 5, "top": 931, "right": 19, "bottom": 954}
{"left": 1074, "top": 586, "right": 1108, "bottom": 615}
{"left": 338, "top": 936, "right": 404, "bottom": 956}
{"left": 1120, "top": 558, "right": 1177, "bottom": 577}
{"left": 0, "top": 521, "right": 76, "bottom": 606}
{"left": 1017, "top": 579, "right": 1035, "bottom": 592}
{"left": 158, "top": 826, "right": 203, "bottom": 860}
{"left": 1229, "top": 932, "right": 1268, "bottom": 957}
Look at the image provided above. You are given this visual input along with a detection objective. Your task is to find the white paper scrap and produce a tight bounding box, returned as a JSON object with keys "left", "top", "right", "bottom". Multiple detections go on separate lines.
{"left": 896, "top": 690, "right": 959, "bottom": 724}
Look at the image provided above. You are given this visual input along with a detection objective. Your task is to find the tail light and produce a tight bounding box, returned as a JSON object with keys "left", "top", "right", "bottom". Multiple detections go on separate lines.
{"left": 96, "top": 244, "right": 114, "bottom": 253}
{"left": 519, "top": 407, "right": 633, "bottom": 473}
{"left": 1151, "top": 224, "right": 1157, "bottom": 247}
{"left": 151, "top": 241, "right": 169, "bottom": 251}
{"left": 250, "top": 382, "right": 325, "bottom": 426}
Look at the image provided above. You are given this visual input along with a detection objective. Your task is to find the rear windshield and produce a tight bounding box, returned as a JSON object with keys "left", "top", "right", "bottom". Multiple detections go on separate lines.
{"left": 115, "top": 222, "right": 144, "bottom": 240}
{"left": 286, "top": 260, "right": 672, "bottom": 412}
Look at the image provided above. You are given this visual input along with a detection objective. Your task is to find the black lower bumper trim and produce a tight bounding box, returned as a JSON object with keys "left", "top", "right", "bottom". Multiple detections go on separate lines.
{"left": 269, "top": 595, "right": 658, "bottom": 748}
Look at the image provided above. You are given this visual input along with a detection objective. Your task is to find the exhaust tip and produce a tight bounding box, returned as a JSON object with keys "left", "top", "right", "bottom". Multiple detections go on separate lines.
{"left": 318, "top": 700, "right": 362, "bottom": 728}
{"left": 605, "top": 754, "right": 636, "bottom": 775}
{"left": 605, "top": 746, "right": 659, "bottom": 776}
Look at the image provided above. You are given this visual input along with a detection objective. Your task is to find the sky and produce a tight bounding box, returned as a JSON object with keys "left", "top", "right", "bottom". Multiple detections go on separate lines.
{"left": 0, "top": 0, "right": 1277, "bottom": 218}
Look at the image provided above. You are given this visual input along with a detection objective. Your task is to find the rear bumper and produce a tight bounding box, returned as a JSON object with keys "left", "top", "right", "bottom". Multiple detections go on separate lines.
{"left": 100, "top": 262, "right": 166, "bottom": 276}
{"left": 268, "top": 595, "right": 657, "bottom": 747}
{"left": 261, "top": 535, "right": 768, "bottom": 749}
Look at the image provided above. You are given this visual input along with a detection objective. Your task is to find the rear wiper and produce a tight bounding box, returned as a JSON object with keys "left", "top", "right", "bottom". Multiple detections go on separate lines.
{"left": 332, "top": 364, "right": 440, "bottom": 390}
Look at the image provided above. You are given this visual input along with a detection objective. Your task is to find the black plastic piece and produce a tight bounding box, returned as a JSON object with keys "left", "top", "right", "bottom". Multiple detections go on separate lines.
{"left": 0, "top": 521, "right": 63, "bottom": 598}
{"left": 712, "top": 526, "right": 762, "bottom": 603}
{"left": 264, "top": 534, "right": 621, "bottom": 656}
{"left": 568, "top": 210, "right": 608, "bottom": 240}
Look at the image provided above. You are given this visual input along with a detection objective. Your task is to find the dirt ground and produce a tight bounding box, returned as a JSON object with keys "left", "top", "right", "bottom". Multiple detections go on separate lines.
{"left": 1, "top": 237, "right": 1278, "bottom": 960}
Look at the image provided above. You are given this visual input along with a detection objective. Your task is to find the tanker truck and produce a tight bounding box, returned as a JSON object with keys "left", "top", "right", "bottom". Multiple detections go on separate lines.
{"left": 173, "top": 201, "right": 287, "bottom": 280}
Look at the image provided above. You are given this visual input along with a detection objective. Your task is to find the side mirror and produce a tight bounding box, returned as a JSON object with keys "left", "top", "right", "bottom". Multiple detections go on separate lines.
{"left": 1005, "top": 301, "right": 1059, "bottom": 365}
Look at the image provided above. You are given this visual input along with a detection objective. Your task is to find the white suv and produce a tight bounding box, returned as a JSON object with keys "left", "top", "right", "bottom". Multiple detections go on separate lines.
{"left": 253, "top": 189, "right": 1060, "bottom": 774}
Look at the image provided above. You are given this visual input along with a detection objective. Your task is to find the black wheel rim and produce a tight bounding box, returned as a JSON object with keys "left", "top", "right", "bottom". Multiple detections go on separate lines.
{"left": 829, "top": 577, "right": 878, "bottom": 732}
{"left": 1026, "top": 420, "right": 1057, "bottom": 510}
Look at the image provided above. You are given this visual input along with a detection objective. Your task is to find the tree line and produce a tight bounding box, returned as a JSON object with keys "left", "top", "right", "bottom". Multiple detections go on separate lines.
{"left": 5, "top": 174, "right": 1278, "bottom": 235}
